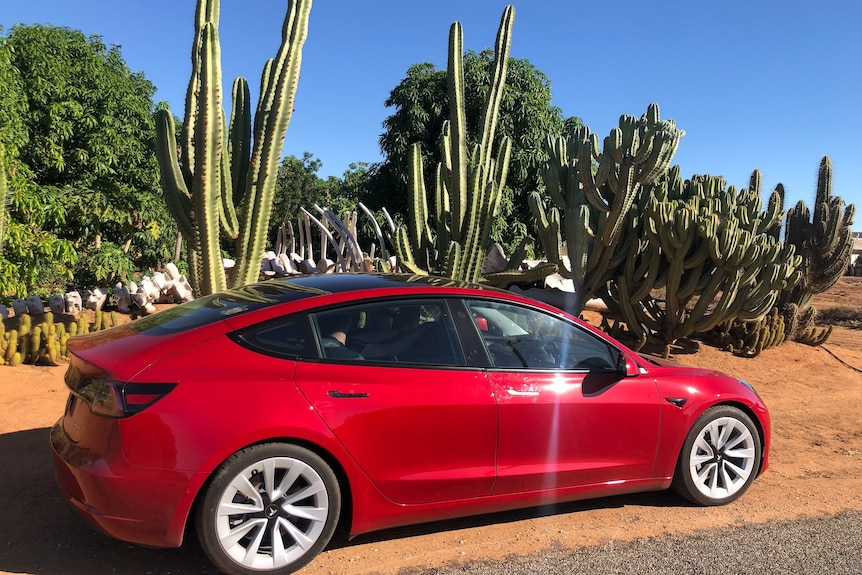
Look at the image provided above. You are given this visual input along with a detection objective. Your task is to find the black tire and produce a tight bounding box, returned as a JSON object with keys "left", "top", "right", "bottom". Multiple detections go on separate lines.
{"left": 196, "top": 443, "right": 341, "bottom": 575}
{"left": 672, "top": 405, "right": 762, "bottom": 506}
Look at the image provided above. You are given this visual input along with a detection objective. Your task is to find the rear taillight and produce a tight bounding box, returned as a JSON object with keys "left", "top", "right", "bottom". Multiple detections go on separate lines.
{"left": 71, "top": 377, "right": 176, "bottom": 418}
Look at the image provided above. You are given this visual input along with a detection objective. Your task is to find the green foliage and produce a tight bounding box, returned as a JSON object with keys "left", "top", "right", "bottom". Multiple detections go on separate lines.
{"left": 778, "top": 156, "right": 855, "bottom": 345}
{"left": 1, "top": 24, "right": 176, "bottom": 297}
{"left": 272, "top": 153, "right": 329, "bottom": 239}
{"left": 373, "top": 46, "right": 577, "bottom": 255}
{"left": 155, "top": 0, "right": 312, "bottom": 295}
{"left": 73, "top": 241, "right": 136, "bottom": 286}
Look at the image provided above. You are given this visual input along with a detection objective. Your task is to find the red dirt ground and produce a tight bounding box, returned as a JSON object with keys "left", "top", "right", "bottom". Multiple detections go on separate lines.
{"left": 1, "top": 278, "right": 860, "bottom": 575}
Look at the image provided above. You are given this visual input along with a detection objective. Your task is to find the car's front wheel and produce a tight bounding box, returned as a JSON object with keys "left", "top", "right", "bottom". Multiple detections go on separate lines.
{"left": 673, "top": 405, "right": 762, "bottom": 506}
{"left": 196, "top": 443, "right": 341, "bottom": 575}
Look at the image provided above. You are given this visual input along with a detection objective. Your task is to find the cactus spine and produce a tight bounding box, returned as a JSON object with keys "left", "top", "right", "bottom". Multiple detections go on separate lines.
{"left": 531, "top": 104, "right": 683, "bottom": 314}
{"left": 155, "top": 0, "right": 312, "bottom": 295}
{"left": 396, "top": 7, "right": 543, "bottom": 285}
{"left": 778, "top": 156, "right": 855, "bottom": 345}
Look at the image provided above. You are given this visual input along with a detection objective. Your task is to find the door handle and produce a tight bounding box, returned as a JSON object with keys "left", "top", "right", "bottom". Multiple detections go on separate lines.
{"left": 328, "top": 391, "right": 369, "bottom": 398}
{"left": 506, "top": 389, "right": 540, "bottom": 397}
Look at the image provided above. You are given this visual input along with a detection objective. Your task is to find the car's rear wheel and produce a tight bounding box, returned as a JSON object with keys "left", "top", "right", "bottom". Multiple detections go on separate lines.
{"left": 672, "top": 405, "right": 761, "bottom": 506}
{"left": 196, "top": 443, "right": 341, "bottom": 575}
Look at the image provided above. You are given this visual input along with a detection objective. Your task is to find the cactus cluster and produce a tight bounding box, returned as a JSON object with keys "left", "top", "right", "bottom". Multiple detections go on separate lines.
{"left": 0, "top": 310, "right": 116, "bottom": 367}
{"left": 395, "top": 6, "right": 554, "bottom": 287}
{"left": 710, "top": 307, "right": 786, "bottom": 357}
{"left": 777, "top": 156, "right": 855, "bottom": 345}
{"left": 602, "top": 168, "right": 801, "bottom": 355}
{"left": 530, "top": 104, "right": 683, "bottom": 313}
{"left": 155, "top": 0, "right": 312, "bottom": 296}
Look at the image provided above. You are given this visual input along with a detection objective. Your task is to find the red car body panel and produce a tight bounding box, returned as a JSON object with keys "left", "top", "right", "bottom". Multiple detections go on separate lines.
{"left": 50, "top": 274, "right": 771, "bottom": 550}
{"left": 293, "top": 361, "right": 497, "bottom": 504}
{"left": 488, "top": 370, "right": 661, "bottom": 494}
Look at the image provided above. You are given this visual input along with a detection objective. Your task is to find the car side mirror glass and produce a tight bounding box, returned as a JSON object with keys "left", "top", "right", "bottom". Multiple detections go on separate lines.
{"left": 618, "top": 352, "right": 638, "bottom": 377}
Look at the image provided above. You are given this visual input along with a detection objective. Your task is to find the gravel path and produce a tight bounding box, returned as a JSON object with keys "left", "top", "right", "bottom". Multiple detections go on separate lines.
{"left": 397, "top": 511, "right": 862, "bottom": 575}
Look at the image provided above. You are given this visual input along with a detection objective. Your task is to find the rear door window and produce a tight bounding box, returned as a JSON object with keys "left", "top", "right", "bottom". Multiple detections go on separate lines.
{"left": 310, "top": 298, "right": 466, "bottom": 366}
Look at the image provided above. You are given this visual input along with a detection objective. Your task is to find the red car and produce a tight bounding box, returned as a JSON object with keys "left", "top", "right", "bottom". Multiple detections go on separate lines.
{"left": 50, "top": 274, "right": 770, "bottom": 575}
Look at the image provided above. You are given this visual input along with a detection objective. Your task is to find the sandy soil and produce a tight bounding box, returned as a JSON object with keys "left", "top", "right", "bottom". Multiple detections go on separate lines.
{"left": 1, "top": 278, "right": 860, "bottom": 575}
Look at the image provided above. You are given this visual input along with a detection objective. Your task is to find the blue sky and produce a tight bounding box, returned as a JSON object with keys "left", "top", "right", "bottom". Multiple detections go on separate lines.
{"left": 3, "top": 1, "right": 861, "bottom": 230}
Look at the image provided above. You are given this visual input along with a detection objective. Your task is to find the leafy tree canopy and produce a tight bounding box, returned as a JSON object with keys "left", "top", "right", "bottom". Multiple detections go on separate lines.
{"left": 0, "top": 24, "right": 175, "bottom": 296}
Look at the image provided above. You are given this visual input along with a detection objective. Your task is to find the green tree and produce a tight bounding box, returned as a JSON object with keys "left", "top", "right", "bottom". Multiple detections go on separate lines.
{"left": 370, "top": 50, "right": 579, "bottom": 252}
{"left": 2, "top": 24, "right": 175, "bottom": 291}
{"left": 271, "top": 153, "right": 329, "bottom": 241}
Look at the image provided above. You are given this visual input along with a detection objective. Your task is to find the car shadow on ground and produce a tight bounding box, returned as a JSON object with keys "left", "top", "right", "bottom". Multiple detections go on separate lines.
{"left": 338, "top": 490, "right": 689, "bottom": 550}
{"left": 0, "top": 427, "right": 689, "bottom": 575}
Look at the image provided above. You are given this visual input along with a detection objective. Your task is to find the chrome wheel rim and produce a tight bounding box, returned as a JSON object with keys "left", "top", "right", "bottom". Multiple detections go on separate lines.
{"left": 688, "top": 416, "right": 757, "bottom": 500}
{"left": 215, "top": 456, "right": 330, "bottom": 570}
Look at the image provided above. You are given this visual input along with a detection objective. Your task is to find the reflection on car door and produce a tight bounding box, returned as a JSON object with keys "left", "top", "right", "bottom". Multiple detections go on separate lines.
{"left": 465, "top": 299, "right": 661, "bottom": 495}
{"left": 293, "top": 298, "right": 497, "bottom": 505}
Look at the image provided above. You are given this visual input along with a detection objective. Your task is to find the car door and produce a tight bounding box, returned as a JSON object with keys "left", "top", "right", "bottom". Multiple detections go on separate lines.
{"left": 464, "top": 299, "right": 661, "bottom": 495}
{"left": 292, "top": 298, "right": 497, "bottom": 505}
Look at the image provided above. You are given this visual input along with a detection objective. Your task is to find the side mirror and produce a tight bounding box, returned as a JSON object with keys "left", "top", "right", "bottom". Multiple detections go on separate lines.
{"left": 617, "top": 353, "right": 639, "bottom": 377}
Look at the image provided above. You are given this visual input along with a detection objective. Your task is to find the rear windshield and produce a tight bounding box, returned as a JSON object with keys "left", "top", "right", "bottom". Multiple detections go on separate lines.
{"left": 129, "top": 281, "right": 325, "bottom": 336}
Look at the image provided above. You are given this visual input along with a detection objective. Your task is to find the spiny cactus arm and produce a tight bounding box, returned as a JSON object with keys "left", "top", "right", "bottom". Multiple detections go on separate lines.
{"left": 407, "top": 143, "right": 432, "bottom": 254}
{"left": 154, "top": 110, "right": 196, "bottom": 243}
{"left": 477, "top": 5, "right": 513, "bottom": 169}
{"left": 443, "top": 242, "right": 462, "bottom": 279}
{"left": 233, "top": 0, "right": 312, "bottom": 287}
{"left": 813, "top": 156, "right": 833, "bottom": 223}
{"left": 528, "top": 193, "right": 568, "bottom": 279}
{"left": 542, "top": 136, "right": 569, "bottom": 208}
{"left": 228, "top": 77, "right": 251, "bottom": 207}
{"left": 219, "top": 114, "right": 240, "bottom": 239}
{"left": 446, "top": 22, "right": 468, "bottom": 241}
{"left": 191, "top": 22, "right": 227, "bottom": 294}
{"left": 458, "top": 163, "right": 488, "bottom": 281}
{"left": 435, "top": 164, "right": 451, "bottom": 248}
{"left": 395, "top": 227, "right": 426, "bottom": 275}
{"left": 471, "top": 139, "right": 512, "bottom": 282}
{"left": 578, "top": 147, "right": 612, "bottom": 212}
{"left": 181, "top": 0, "right": 220, "bottom": 181}
{"left": 0, "top": 141, "right": 9, "bottom": 252}
{"left": 797, "top": 323, "right": 832, "bottom": 346}
{"left": 482, "top": 262, "right": 557, "bottom": 288}
{"left": 757, "top": 188, "right": 785, "bottom": 236}
{"left": 503, "top": 236, "right": 531, "bottom": 271}
{"left": 607, "top": 276, "right": 650, "bottom": 350}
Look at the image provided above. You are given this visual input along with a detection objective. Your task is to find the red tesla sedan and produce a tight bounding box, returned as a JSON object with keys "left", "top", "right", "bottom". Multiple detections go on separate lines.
{"left": 50, "top": 273, "right": 770, "bottom": 575}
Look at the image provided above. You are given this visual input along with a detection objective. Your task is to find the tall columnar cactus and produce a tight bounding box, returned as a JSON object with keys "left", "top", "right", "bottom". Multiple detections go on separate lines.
{"left": 530, "top": 104, "right": 683, "bottom": 314}
{"left": 155, "top": 0, "right": 312, "bottom": 295}
{"left": 395, "top": 6, "right": 552, "bottom": 285}
{"left": 778, "top": 156, "right": 855, "bottom": 345}
{"left": 603, "top": 168, "right": 801, "bottom": 355}
{"left": 0, "top": 140, "right": 8, "bottom": 253}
